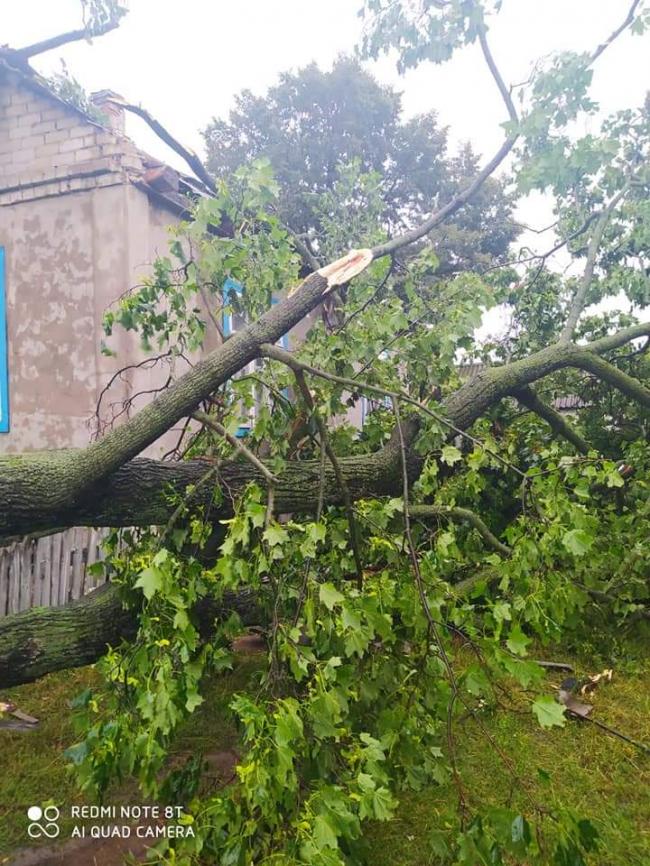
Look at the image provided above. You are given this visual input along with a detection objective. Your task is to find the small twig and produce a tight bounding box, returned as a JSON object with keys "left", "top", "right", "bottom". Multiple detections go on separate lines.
{"left": 332, "top": 257, "right": 395, "bottom": 337}
{"left": 280, "top": 220, "right": 322, "bottom": 271}
{"left": 192, "top": 412, "right": 276, "bottom": 477}
{"left": 291, "top": 369, "right": 364, "bottom": 590}
{"left": 198, "top": 284, "right": 226, "bottom": 341}
{"left": 392, "top": 396, "right": 467, "bottom": 815}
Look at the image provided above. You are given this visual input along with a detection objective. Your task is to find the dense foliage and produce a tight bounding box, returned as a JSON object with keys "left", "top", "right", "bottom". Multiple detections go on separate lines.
{"left": 16, "top": 1, "right": 650, "bottom": 864}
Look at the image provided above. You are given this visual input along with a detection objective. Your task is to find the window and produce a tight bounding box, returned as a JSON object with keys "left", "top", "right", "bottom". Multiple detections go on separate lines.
{"left": 222, "top": 279, "right": 289, "bottom": 436}
{"left": 0, "top": 247, "right": 8, "bottom": 433}
{"left": 361, "top": 394, "right": 393, "bottom": 426}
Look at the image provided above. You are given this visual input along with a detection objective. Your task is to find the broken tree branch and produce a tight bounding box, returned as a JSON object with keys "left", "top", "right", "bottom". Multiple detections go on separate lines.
{"left": 104, "top": 96, "right": 218, "bottom": 193}
{"left": 12, "top": 18, "right": 122, "bottom": 60}
{"left": 408, "top": 505, "right": 511, "bottom": 556}
{"left": 559, "top": 184, "right": 631, "bottom": 343}
{"left": 512, "top": 385, "right": 590, "bottom": 454}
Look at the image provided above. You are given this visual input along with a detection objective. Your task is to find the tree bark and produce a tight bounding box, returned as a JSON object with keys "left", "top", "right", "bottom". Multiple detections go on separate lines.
{"left": 0, "top": 420, "right": 421, "bottom": 538}
{"left": 0, "top": 582, "right": 262, "bottom": 689}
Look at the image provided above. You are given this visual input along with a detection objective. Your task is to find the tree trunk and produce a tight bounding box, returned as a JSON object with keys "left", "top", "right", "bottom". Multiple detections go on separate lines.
{"left": 0, "top": 582, "right": 262, "bottom": 689}
{"left": 0, "top": 419, "right": 421, "bottom": 538}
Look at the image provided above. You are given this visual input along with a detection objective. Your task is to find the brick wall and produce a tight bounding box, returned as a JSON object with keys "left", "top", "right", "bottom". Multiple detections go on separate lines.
{"left": 0, "top": 70, "right": 145, "bottom": 205}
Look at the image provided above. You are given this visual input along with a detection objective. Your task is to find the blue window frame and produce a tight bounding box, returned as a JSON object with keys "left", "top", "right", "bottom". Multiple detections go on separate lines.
{"left": 0, "top": 247, "right": 8, "bottom": 433}
{"left": 222, "top": 279, "right": 289, "bottom": 349}
{"left": 221, "top": 277, "right": 242, "bottom": 337}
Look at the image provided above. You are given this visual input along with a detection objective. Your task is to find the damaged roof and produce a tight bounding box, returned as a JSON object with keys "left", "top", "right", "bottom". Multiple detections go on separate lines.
{"left": 0, "top": 44, "right": 214, "bottom": 218}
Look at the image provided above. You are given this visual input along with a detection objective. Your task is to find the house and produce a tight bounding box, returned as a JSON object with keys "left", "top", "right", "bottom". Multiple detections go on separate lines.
{"left": 0, "top": 50, "right": 216, "bottom": 454}
{"left": 0, "top": 49, "right": 329, "bottom": 456}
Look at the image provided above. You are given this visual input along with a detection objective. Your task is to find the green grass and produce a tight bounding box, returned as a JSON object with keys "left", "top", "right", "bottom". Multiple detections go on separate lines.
{"left": 0, "top": 635, "right": 648, "bottom": 864}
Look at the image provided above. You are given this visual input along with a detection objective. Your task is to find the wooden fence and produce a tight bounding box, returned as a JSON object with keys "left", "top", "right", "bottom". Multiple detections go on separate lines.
{"left": 0, "top": 528, "right": 109, "bottom": 616}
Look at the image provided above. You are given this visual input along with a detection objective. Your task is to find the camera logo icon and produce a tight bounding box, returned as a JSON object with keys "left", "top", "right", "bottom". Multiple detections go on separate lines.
{"left": 27, "top": 805, "right": 60, "bottom": 839}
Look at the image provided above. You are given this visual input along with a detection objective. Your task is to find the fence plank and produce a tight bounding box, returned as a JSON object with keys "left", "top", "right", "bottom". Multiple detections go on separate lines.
{"left": 42, "top": 534, "right": 53, "bottom": 608}
{"left": 50, "top": 532, "right": 62, "bottom": 608}
{"left": 0, "top": 527, "right": 113, "bottom": 616}
{"left": 20, "top": 543, "right": 32, "bottom": 612}
{"left": 8, "top": 543, "right": 20, "bottom": 614}
{"left": 71, "top": 529, "right": 84, "bottom": 600}
{"left": 33, "top": 538, "right": 44, "bottom": 608}
{"left": 59, "top": 531, "right": 71, "bottom": 606}
{"left": 0, "top": 548, "right": 9, "bottom": 616}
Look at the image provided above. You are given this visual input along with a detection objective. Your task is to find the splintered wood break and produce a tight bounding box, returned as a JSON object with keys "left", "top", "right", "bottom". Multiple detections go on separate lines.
{"left": 318, "top": 248, "right": 373, "bottom": 290}
{"left": 289, "top": 248, "right": 373, "bottom": 297}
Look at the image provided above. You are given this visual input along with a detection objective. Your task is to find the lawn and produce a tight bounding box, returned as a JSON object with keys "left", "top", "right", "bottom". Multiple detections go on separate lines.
{"left": 1, "top": 629, "right": 648, "bottom": 865}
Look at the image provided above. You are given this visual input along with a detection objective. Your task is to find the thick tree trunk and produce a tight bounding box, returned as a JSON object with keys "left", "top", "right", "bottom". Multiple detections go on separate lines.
{"left": 0, "top": 582, "right": 262, "bottom": 689}
{"left": 0, "top": 252, "right": 373, "bottom": 529}
{"left": 0, "top": 420, "right": 421, "bottom": 538}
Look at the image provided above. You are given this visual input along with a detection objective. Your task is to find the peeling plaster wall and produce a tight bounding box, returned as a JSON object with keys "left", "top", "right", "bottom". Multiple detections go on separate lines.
{"left": 0, "top": 73, "right": 191, "bottom": 456}
{"left": 0, "top": 183, "right": 184, "bottom": 454}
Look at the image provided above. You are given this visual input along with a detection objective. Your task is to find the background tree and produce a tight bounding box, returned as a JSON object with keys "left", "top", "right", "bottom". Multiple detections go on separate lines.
{"left": 203, "top": 56, "right": 517, "bottom": 273}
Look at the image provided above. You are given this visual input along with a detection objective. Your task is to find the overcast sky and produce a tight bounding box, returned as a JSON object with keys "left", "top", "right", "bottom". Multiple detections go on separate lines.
{"left": 5, "top": 1, "right": 649, "bottom": 335}
{"left": 6, "top": 0, "right": 648, "bottom": 184}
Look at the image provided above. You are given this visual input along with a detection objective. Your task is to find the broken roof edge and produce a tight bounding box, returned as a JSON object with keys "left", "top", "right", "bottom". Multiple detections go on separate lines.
{"left": 0, "top": 48, "right": 215, "bottom": 218}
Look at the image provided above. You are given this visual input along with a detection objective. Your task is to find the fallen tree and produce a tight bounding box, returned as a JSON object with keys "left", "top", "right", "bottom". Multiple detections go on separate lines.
{"left": 0, "top": 582, "right": 262, "bottom": 687}
{"left": 1, "top": 2, "right": 649, "bottom": 861}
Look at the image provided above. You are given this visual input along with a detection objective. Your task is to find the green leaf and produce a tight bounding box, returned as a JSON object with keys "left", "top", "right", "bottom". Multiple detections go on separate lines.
{"left": 371, "top": 786, "right": 396, "bottom": 821}
{"left": 173, "top": 609, "right": 190, "bottom": 631}
{"left": 320, "top": 582, "right": 345, "bottom": 611}
{"left": 506, "top": 626, "right": 531, "bottom": 657}
{"left": 134, "top": 566, "right": 163, "bottom": 600}
{"left": 562, "top": 528, "right": 594, "bottom": 556}
{"left": 441, "top": 444, "right": 462, "bottom": 466}
{"left": 492, "top": 601, "right": 512, "bottom": 624}
{"left": 313, "top": 814, "right": 338, "bottom": 849}
{"left": 532, "top": 696, "right": 566, "bottom": 729}
{"left": 65, "top": 741, "right": 89, "bottom": 765}
{"left": 511, "top": 814, "right": 531, "bottom": 845}
{"left": 185, "top": 691, "right": 204, "bottom": 713}
{"left": 308, "top": 522, "right": 327, "bottom": 543}
{"left": 263, "top": 523, "right": 289, "bottom": 547}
